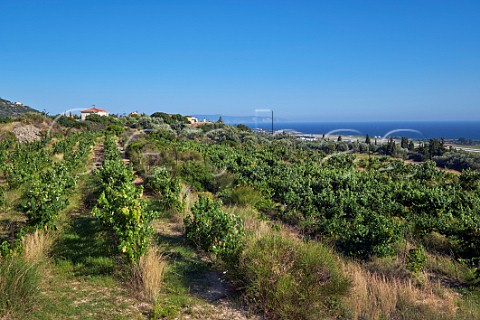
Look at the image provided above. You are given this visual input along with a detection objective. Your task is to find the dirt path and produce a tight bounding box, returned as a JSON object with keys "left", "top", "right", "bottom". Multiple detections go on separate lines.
{"left": 118, "top": 141, "right": 144, "bottom": 186}
{"left": 92, "top": 141, "right": 104, "bottom": 170}
{"left": 153, "top": 218, "right": 259, "bottom": 320}
{"left": 118, "top": 138, "right": 257, "bottom": 319}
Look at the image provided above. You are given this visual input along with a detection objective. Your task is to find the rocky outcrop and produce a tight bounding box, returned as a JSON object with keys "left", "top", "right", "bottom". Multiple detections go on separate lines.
{"left": 12, "top": 125, "right": 42, "bottom": 143}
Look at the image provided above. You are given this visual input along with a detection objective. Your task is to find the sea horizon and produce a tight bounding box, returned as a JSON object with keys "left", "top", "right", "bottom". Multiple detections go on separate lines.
{"left": 236, "top": 120, "right": 480, "bottom": 140}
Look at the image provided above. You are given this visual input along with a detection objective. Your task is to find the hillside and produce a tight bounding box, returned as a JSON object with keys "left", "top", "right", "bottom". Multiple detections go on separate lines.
{"left": 0, "top": 97, "right": 39, "bottom": 117}
{"left": 1, "top": 114, "right": 479, "bottom": 319}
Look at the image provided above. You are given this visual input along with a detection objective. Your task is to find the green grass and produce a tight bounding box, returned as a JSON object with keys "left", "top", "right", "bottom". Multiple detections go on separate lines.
{"left": 152, "top": 224, "right": 207, "bottom": 318}
{"left": 52, "top": 215, "right": 116, "bottom": 277}
{"left": 457, "top": 287, "right": 480, "bottom": 320}
{"left": 0, "top": 255, "right": 41, "bottom": 316}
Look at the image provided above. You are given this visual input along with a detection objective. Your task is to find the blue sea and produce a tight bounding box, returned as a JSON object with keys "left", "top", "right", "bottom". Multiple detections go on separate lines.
{"left": 241, "top": 121, "right": 480, "bottom": 140}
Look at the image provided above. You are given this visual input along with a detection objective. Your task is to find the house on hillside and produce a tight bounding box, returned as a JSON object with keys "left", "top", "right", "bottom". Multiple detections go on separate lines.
{"left": 128, "top": 111, "right": 140, "bottom": 117}
{"left": 186, "top": 116, "right": 198, "bottom": 124}
{"left": 80, "top": 107, "right": 109, "bottom": 121}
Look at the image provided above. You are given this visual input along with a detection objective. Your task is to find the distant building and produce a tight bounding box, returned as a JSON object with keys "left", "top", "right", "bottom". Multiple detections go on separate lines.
{"left": 186, "top": 116, "right": 198, "bottom": 124}
{"left": 14, "top": 102, "right": 22, "bottom": 105}
{"left": 128, "top": 111, "right": 140, "bottom": 117}
{"left": 80, "top": 107, "right": 109, "bottom": 121}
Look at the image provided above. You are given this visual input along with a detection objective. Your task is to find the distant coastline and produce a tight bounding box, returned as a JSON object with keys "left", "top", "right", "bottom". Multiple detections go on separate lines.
{"left": 237, "top": 121, "right": 480, "bottom": 140}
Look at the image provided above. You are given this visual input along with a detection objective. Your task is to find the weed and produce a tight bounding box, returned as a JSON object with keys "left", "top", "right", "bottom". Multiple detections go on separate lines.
{"left": 132, "top": 247, "right": 167, "bottom": 301}
{"left": 239, "top": 233, "right": 350, "bottom": 319}
{"left": 21, "top": 228, "right": 51, "bottom": 263}
{"left": 0, "top": 255, "right": 40, "bottom": 316}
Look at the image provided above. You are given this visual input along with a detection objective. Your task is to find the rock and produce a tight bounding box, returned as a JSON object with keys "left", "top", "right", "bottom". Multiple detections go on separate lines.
{"left": 12, "top": 125, "right": 42, "bottom": 143}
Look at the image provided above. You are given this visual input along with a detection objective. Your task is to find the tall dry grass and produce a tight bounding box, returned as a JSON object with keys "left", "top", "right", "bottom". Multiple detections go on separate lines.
{"left": 342, "top": 261, "right": 459, "bottom": 320}
{"left": 181, "top": 185, "right": 197, "bottom": 211}
{"left": 228, "top": 206, "right": 270, "bottom": 242}
{"left": 132, "top": 247, "right": 167, "bottom": 301}
{"left": 21, "top": 229, "right": 51, "bottom": 264}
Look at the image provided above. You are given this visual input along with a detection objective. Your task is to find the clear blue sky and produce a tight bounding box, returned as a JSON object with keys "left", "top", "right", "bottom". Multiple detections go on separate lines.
{"left": 1, "top": 0, "right": 479, "bottom": 121}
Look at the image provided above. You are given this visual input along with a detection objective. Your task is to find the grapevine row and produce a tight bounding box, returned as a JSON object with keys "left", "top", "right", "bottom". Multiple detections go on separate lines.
{"left": 0, "top": 132, "right": 97, "bottom": 256}
{"left": 92, "top": 135, "right": 155, "bottom": 263}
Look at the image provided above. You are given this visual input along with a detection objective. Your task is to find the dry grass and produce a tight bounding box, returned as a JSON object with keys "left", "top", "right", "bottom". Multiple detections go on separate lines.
{"left": 228, "top": 206, "right": 270, "bottom": 242}
{"left": 21, "top": 229, "right": 51, "bottom": 264}
{"left": 180, "top": 185, "right": 197, "bottom": 216}
{"left": 342, "top": 261, "right": 459, "bottom": 320}
{"left": 425, "top": 253, "right": 476, "bottom": 284}
{"left": 132, "top": 247, "right": 167, "bottom": 301}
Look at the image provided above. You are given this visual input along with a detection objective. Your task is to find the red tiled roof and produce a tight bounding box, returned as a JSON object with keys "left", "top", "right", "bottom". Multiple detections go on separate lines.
{"left": 80, "top": 107, "right": 108, "bottom": 113}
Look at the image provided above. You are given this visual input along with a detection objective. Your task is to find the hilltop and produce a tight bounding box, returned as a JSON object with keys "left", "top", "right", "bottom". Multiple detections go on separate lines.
{"left": 0, "top": 97, "right": 39, "bottom": 117}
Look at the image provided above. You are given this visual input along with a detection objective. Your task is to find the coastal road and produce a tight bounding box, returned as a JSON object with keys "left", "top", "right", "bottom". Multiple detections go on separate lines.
{"left": 452, "top": 147, "right": 480, "bottom": 153}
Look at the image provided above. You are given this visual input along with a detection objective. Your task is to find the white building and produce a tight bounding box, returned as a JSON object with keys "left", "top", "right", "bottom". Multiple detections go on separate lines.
{"left": 186, "top": 116, "right": 198, "bottom": 124}
{"left": 80, "top": 107, "right": 109, "bottom": 121}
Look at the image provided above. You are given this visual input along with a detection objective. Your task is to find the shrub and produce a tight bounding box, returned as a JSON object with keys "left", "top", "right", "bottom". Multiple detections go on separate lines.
{"left": 184, "top": 195, "right": 244, "bottom": 264}
{"left": 219, "top": 186, "right": 272, "bottom": 210}
{"left": 0, "top": 116, "right": 13, "bottom": 124}
{"left": 239, "top": 233, "right": 350, "bottom": 319}
{"left": 334, "top": 208, "right": 403, "bottom": 258}
{"left": 406, "top": 247, "right": 427, "bottom": 273}
{"left": 145, "top": 167, "right": 183, "bottom": 211}
{"left": 105, "top": 124, "right": 125, "bottom": 135}
{"left": 0, "top": 256, "right": 40, "bottom": 315}
{"left": 56, "top": 115, "right": 86, "bottom": 129}
{"left": 179, "top": 161, "right": 214, "bottom": 192}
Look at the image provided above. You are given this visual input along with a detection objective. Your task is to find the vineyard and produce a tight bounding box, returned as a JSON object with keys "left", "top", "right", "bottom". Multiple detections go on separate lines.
{"left": 128, "top": 132, "right": 480, "bottom": 266}
{"left": 1, "top": 131, "right": 97, "bottom": 255}
{"left": 1, "top": 113, "right": 480, "bottom": 319}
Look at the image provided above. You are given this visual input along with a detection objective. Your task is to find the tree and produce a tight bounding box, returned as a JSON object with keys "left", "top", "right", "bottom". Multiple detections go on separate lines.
{"left": 428, "top": 139, "right": 445, "bottom": 158}
{"left": 401, "top": 137, "right": 409, "bottom": 149}
{"left": 408, "top": 141, "right": 415, "bottom": 151}
{"left": 337, "top": 135, "right": 342, "bottom": 142}
{"left": 217, "top": 116, "right": 223, "bottom": 124}
{"left": 236, "top": 124, "right": 251, "bottom": 132}
{"left": 365, "top": 134, "right": 371, "bottom": 145}
{"left": 386, "top": 138, "right": 397, "bottom": 157}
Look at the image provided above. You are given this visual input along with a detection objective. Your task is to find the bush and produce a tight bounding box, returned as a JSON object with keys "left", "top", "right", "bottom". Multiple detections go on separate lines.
{"left": 56, "top": 116, "right": 86, "bottom": 129}
{"left": 239, "top": 233, "right": 350, "bottom": 319}
{"left": 105, "top": 124, "right": 125, "bottom": 135}
{"left": 145, "top": 167, "right": 183, "bottom": 211}
{"left": 334, "top": 208, "right": 403, "bottom": 258}
{"left": 406, "top": 247, "right": 427, "bottom": 273}
{"left": 179, "top": 161, "right": 214, "bottom": 192}
{"left": 0, "top": 116, "right": 13, "bottom": 124}
{"left": 184, "top": 195, "right": 244, "bottom": 264}
{"left": 219, "top": 186, "right": 272, "bottom": 210}
{"left": 0, "top": 256, "right": 40, "bottom": 315}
